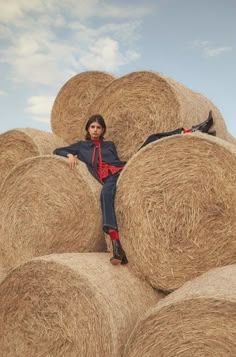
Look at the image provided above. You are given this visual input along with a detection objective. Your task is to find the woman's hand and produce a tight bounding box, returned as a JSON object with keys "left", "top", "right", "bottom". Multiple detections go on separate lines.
{"left": 67, "top": 154, "right": 77, "bottom": 169}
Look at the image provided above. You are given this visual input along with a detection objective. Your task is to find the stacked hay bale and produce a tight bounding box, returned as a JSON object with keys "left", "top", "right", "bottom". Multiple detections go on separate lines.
{"left": 0, "top": 253, "right": 162, "bottom": 357}
{"left": 0, "top": 69, "right": 236, "bottom": 356}
{"left": 0, "top": 265, "right": 6, "bottom": 284}
{"left": 0, "top": 155, "right": 105, "bottom": 271}
{"left": 116, "top": 133, "right": 236, "bottom": 290}
{"left": 124, "top": 264, "right": 236, "bottom": 357}
{"left": 87, "top": 70, "right": 230, "bottom": 161}
{"left": 0, "top": 128, "right": 67, "bottom": 185}
{"left": 51, "top": 71, "right": 116, "bottom": 143}
{"left": 0, "top": 70, "right": 117, "bottom": 272}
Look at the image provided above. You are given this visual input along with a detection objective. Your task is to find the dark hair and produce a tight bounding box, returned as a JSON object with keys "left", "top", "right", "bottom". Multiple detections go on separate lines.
{"left": 85, "top": 114, "right": 106, "bottom": 140}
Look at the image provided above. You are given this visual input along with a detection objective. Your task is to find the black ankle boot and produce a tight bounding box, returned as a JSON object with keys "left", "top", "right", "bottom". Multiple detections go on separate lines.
{"left": 192, "top": 110, "right": 214, "bottom": 133}
{"left": 110, "top": 239, "right": 128, "bottom": 265}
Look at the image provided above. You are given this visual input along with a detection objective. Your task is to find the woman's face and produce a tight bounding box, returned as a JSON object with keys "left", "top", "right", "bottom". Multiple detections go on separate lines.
{"left": 88, "top": 121, "right": 104, "bottom": 140}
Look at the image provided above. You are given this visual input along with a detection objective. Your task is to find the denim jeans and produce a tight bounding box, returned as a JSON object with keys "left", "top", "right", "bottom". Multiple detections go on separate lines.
{"left": 100, "top": 172, "right": 120, "bottom": 233}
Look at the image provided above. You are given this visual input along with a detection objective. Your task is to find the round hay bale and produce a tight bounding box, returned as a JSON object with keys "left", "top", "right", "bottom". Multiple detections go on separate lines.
{"left": 227, "top": 132, "right": 236, "bottom": 146}
{"left": 0, "top": 252, "right": 161, "bottom": 356}
{"left": 116, "top": 133, "right": 236, "bottom": 290}
{"left": 0, "top": 127, "right": 67, "bottom": 185}
{"left": 0, "top": 265, "right": 7, "bottom": 283}
{"left": 87, "top": 70, "right": 229, "bottom": 161}
{"left": 0, "top": 155, "right": 105, "bottom": 270}
{"left": 51, "top": 71, "right": 116, "bottom": 142}
{"left": 124, "top": 264, "right": 236, "bottom": 357}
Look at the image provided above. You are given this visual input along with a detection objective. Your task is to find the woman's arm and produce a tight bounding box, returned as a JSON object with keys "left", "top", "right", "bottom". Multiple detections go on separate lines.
{"left": 53, "top": 142, "right": 80, "bottom": 157}
{"left": 53, "top": 142, "right": 80, "bottom": 169}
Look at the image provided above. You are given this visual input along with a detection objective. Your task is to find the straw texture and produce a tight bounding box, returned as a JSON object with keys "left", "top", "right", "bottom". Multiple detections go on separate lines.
{"left": 87, "top": 70, "right": 229, "bottom": 161}
{"left": 124, "top": 264, "right": 236, "bottom": 357}
{"left": 0, "top": 128, "right": 67, "bottom": 185}
{"left": 0, "top": 265, "right": 6, "bottom": 284}
{"left": 51, "top": 71, "right": 116, "bottom": 143}
{"left": 227, "top": 132, "right": 236, "bottom": 146}
{"left": 0, "top": 155, "right": 105, "bottom": 270}
{"left": 0, "top": 253, "right": 160, "bottom": 357}
{"left": 116, "top": 133, "right": 236, "bottom": 290}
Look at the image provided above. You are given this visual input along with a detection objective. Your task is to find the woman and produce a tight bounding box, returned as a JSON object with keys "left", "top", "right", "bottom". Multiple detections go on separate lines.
{"left": 54, "top": 112, "right": 214, "bottom": 265}
{"left": 54, "top": 114, "right": 128, "bottom": 265}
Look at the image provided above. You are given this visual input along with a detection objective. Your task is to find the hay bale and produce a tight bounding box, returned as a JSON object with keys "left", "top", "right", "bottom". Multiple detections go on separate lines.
{"left": 51, "top": 71, "right": 116, "bottom": 142}
{"left": 0, "top": 127, "right": 67, "bottom": 185}
{"left": 124, "top": 264, "right": 236, "bottom": 357}
{"left": 87, "top": 70, "right": 229, "bottom": 161}
{"left": 116, "top": 133, "right": 236, "bottom": 290}
{"left": 227, "top": 132, "right": 236, "bottom": 146}
{"left": 0, "top": 265, "right": 7, "bottom": 283}
{"left": 0, "top": 252, "right": 161, "bottom": 356}
{"left": 0, "top": 155, "right": 105, "bottom": 270}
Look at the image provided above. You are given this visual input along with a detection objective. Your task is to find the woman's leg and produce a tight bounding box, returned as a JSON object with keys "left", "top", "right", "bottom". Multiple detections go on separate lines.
{"left": 100, "top": 173, "right": 128, "bottom": 265}
{"left": 139, "top": 111, "right": 214, "bottom": 150}
{"left": 100, "top": 173, "right": 119, "bottom": 233}
{"left": 139, "top": 127, "right": 183, "bottom": 150}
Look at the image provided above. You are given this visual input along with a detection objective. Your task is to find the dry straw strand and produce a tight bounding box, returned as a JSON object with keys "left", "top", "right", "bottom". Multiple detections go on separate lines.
{"left": 0, "top": 252, "right": 161, "bottom": 357}
{"left": 0, "top": 265, "right": 7, "bottom": 284}
{"left": 116, "top": 133, "right": 236, "bottom": 290}
{"left": 87, "top": 70, "right": 229, "bottom": 161}
{"left": 0, "top": 127, "right": 67, "bottom": 186}
{"left": 124, "top": 264, "right": 236, "bottom": 357}
{"left": 51, "top": 71, "right": 116, "bottom": 142}
{"left": 0, "top": 155, "right": 106, "bottom": 271}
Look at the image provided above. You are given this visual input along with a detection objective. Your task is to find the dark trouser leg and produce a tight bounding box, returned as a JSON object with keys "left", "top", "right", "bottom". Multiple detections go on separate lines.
{"left": 139, "top": 127, "right": 183, "bottom": 150}
{"left": 101, "top": 173, "right": 128, "bottom": 265}
{"left": 100, "top": 173, "right": 119, "bottom": 233}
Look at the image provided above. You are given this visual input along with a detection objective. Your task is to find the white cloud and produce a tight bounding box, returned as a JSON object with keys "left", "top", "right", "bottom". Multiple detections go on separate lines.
{"left": 192, "top": 39, "right": 233, "bottom": 58}
{"left": 192, "top": 40, "right": 209, "bottom": 48}
{"left": 31, "top": 116, "right": 50, "bottom": 123}
{"left": 1, "top": 28, "right": 78, "bottom": 85}
{"left": 0, "top": 1, "right": 151, "bottom": 89}
{"left": 80, "top": 37, "right": 139, "bottom": 71}
{"left": 25, "top": 95, "right": 55, "bottom": 123}
{"left": 59, "top": 1, "right": 152, "bottom": 19}
{"left": 0, "top": 0, "right": 153, "bottom": 23}
{"left": 205, "top": 47, "right": 232, "bottom": 57}
{"left": 0, "top": 24, "right": 13, "bottom": 39}
{"left": 0, "top": 0, "right": 46, "bottom": 22}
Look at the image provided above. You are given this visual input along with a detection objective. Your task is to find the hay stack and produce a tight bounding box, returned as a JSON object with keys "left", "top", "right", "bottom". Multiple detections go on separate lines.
{"left": 116, "top": 133, "right": 236, "bottom": 290}
{"left": 51, "top": 71, "right": 116, "bottom": 142}
{"left": 87, "top": 70, "right": 229, "bottom": 161}
{"left": 0, "top": 253, "right": 161, "bottom": 357}
{"left": 124, "top": 264, "right": 236, "bottom": 357}
{"left": 0, "top": 127, "right": 67, "bottom": 185}
{"left": 0, "top": 155, "right": 105, "bottom": 270}
{"left": 227, "top": 132, "right": 236, "bottom": 146}
{"left": 0, "top": 265, "right": 7, "bottom": 283}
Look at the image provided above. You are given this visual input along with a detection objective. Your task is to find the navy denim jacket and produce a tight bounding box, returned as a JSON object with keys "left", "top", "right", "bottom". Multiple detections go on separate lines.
{"left": 53, "top": 140, "right": 126, "bottom": 183}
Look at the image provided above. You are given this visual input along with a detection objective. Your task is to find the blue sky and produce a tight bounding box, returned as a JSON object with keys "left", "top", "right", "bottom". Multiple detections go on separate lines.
{"left": 0, "top": 0, "right": 235, "bottom": 136}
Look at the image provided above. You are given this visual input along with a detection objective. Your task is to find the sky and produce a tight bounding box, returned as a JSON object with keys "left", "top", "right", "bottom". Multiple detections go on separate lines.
{"left": 0, "top": 0, "right": 235, "bottom": 136}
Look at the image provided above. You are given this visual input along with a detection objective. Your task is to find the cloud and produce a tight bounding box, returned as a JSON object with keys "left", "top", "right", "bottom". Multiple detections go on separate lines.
{"left": 0, "top": 90, "right": 8, "bottom": 96}
{"left": 205, "top": 47, "right": 232, "bottom": 57}
{"left": 192, "top": 39, "right": 233, "bottom": 58}
{"left": 0, "top": 1, "right": 150, "bottom": 87}
{"left": 79, "top": 37, "right": 139, "bottom": 71}
{"left": 25, "top": 95, "right": 55, "bottom": 123}
{"left": 0, "top": 28, "right": 78, "bottom": 85}
{"left": 0, "top": 0, "right": 46, "bottom": 22}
